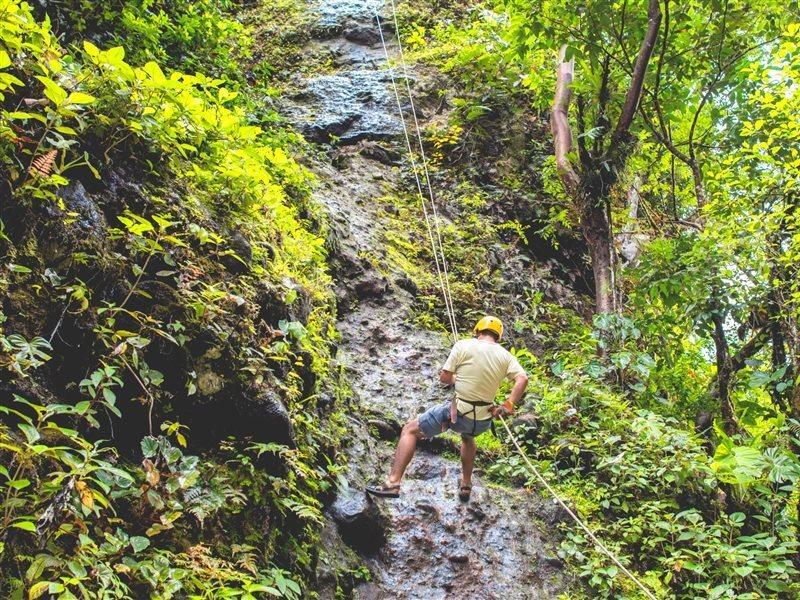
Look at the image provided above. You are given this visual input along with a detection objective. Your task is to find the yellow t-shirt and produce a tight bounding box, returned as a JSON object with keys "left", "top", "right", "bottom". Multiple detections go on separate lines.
{"left": 442, "top": 338, "right": 526, "bottom": 420}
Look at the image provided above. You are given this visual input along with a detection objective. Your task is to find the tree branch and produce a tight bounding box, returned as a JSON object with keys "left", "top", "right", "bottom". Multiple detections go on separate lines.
{"left": 611, "top": 0, "right": 662, "bottom": 146}
{"left": 551, "top": 45, "right": 581, "bottom": 197}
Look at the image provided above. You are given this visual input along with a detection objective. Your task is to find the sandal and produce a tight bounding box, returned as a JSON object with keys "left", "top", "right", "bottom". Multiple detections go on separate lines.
{"left": 458, "top": 480, "right": 473, "bottom": 502}
{"left": 365, "top": 481, "right": 401, "bottom": 498}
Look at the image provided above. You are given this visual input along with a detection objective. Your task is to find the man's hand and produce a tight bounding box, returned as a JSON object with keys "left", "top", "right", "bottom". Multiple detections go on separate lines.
{"left": 492, "top": 399, "right": 515, "bottom": 418}
{"left": 494, "top": 373, "right": 528, "bottom": 419}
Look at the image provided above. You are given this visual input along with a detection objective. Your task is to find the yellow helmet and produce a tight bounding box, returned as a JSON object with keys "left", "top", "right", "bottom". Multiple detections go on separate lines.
{"left": 473, "top": 316, "right": 503, "bottom": 340}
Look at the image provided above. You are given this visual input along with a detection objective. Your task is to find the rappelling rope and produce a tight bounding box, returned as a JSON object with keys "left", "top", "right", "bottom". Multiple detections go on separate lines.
{"left": 374, "top": 9, "right": 458, "bottom": 342}
{"left": 386, "top": 0, "right": 458, "bottom": 332}
{"left": 374, "top": 5, "right": 658, "bottom": 598}
{"left": 497, "top": 416, "right": 658, "bottom": 599}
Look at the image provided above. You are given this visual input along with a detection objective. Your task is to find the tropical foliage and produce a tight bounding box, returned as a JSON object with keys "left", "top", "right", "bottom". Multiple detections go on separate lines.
{"left": 0, "top": 0, "right": 346, "bottom": 596}
{"left": 2, "top": 0, "right": 799, "bottom": 598}
{"left": 396, "top": 0, "right": 800, "bottom": 597}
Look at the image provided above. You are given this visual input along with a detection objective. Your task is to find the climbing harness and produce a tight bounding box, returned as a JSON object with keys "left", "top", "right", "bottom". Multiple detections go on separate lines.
{"left": 456, "top": 398, "right": 494, "bottom": 437}
{"left": 373, "top": 4, "right": 659, "bottom": 598}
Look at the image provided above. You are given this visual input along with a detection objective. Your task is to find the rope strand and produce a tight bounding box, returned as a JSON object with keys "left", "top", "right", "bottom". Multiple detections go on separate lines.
{"left": 498, "top": 416, "right": 657, "bottom": 600}
{"left": 374, "top": 10, "right": 458, "bottom": 342}
{"left": 387, "top": 0, "right": 458, "bottom": 336}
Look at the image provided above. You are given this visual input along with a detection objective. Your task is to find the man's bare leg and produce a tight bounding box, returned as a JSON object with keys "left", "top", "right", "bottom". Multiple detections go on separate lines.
{"left": 387, "top": 418, "right": 423, "bottom": 485}
{"left": 460, "top": 435, "right": 477, "bottom": 487}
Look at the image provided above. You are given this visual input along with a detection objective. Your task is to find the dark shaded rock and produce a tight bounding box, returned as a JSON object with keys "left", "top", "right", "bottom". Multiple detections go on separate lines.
{"left": 190, "top": 386, "right": 296, "bottom": 452}
{"left": 343, "top": 24, "right": 380, "bottom": 46}
{"left": 239, "top": 389, "right": 295, "bottom": 447}
{"left": 466, "top": 505, "right": 486, "bottom": 522}
{"left": 315, "top": 521, "right": 367, "bottom": 600}
{"left": 221, "top": 230, "right": 252, "bottom": 274}
{"left": 541, "top": 498, "right": 576, "bottom": 526}
{"left": 306, "top": 113, "right": 360, "bottom": 144}
{"left": 57, "top": 181, "right": 107, "bottom": 240}
{"left": 354, "top": 273, "right": 389, "bottom": 300}
{"left": 358, "top": 141, "right": 400, "bottom": 165}
{"left": 104, "top": 167, "right": 150, "bottom": 216}
{"left": 395, "top": 275, "right": 418, "bottom": 294}
{"left": 330, "top": 488, "right": 388, "bottom": 555}
{"left": 254, "top": 282, "right": 291, "bottom": 327}
{"left": 367, "top": 417, "right": 400, "bottom": 440}
{"left": 512, "top": 412, "right": 541, "bottom": 444}
{"left": 539, "top": 552, "right": 564, "bottom": 567}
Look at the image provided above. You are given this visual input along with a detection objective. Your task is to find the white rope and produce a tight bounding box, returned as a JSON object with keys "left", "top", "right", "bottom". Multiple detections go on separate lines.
{"left": 387, "top": 0, "right": 458, "bottom": 335}
{"left": 497, "top": 416, "right": 657, "bottom": 600}
{"left": 375, "top": 4, "right": 658, "bottom": 598}
{"left": 374, "top": 10, "right": 459, "bottom": 342}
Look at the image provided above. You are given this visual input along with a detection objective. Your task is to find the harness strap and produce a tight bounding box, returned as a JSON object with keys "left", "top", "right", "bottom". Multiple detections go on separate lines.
{"left": 456, "top": 399, "right": 493, "bottom": 436}
{"left": 458, "top": 399, "right": 493, "bottom": 407}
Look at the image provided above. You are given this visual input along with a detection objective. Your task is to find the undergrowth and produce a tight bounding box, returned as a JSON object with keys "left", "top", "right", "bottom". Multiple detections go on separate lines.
{"left": 0, "top": 0, "right": 351, "bottom": 597}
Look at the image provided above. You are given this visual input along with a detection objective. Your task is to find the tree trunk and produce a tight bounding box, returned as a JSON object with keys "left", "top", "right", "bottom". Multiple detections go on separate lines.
{"left": 581, "top": 197, "right": 616, "bottom": 314}
{"left": 711, "top": 313, "right": 737, "bottom": 436}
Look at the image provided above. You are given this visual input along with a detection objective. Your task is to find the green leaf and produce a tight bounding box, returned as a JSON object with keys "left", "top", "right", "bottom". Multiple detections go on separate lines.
{"left": 130, "top": 536, "right": 150, "bottom": 554}
{"left": 28, "top": 581, "right": 52, "bottom": 599}
{"left": 102, "top": 387, "right": 116, "bottom": 405}
{"left": 36, "top": 76, "right": 67, "bottom": 105}
{"left": 65, "top": 92, "right": 95, "bottom": 105}
{"left": 18, "top": 423, "right": 40, "bottom": 444}
{"left": 141, "top": 436, "right": 158, "bottom": 458}
{"left": 8, "top": 263, "right": 32, "bottom": 273}
{"left": 12, "top": 520, "right": 36, "bottom": 531}
{"left": 245, "top": 584, "right": 281, "bottom": 596}
{"left": 734, "top": 565, "right": 754, "bottom": 577}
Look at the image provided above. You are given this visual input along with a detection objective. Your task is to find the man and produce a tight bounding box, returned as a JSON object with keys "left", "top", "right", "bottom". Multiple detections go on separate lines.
{"left": 366, "top": 316, "right": 529, "bottom": 501}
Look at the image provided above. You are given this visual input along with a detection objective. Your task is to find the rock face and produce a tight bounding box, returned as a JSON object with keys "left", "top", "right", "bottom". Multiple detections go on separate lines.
{"left": 57, "top": 181, "right": 108, "bottom": 240}
{"left": 283, "top": 1, "right": 572, "bottom": 597}
{"left": 283, "top": 0, "right": 403, "bottom": 143}
{"left": 330, "top": 488, "right": 388, "bottom": 554}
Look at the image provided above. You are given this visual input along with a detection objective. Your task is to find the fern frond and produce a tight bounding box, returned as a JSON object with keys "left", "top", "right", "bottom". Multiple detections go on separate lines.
{"left": 29, "top": 149, "right": 57, "bottom": 178}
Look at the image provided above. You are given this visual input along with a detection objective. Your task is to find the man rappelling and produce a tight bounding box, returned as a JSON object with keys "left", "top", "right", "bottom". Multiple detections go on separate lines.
{"left": 366, "top": 316, "right": 529, "bottom": 501}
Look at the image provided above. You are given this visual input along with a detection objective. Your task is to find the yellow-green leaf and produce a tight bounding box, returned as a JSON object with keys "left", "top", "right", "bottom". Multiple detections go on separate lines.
{"left": 65, "top": 92, "right": 95, "bottom": 105}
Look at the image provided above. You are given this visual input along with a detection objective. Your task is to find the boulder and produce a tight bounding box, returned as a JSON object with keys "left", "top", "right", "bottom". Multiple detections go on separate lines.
{"left": 221, "top": 230, "right": 252, "bottom": 274}
{"left": 343, "top": 23, "right": 381, "bottom": 46}
{"left": 329, "top": 487, "right": 388, "bottom": 555}
{"left": 359, "top": 141, "right": 401, "bottom": 165}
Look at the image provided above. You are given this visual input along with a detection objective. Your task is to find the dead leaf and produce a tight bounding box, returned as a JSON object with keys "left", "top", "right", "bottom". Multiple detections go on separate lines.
{"left": 142, "top": 458, "right": 160, "bottom": 486}
{"left": 75, "top": 480, "right": 94, "bottom": 509}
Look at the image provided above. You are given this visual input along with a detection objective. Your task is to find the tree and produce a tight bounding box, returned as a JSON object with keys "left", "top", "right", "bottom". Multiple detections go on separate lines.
{"left": 548, "top": 0, "right": 661, "bottom": 314}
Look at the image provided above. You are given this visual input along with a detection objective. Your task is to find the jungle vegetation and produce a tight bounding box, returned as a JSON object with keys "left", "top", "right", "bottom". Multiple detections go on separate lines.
{"left": 0, "top": 0, "right": 799, "bottom": 598}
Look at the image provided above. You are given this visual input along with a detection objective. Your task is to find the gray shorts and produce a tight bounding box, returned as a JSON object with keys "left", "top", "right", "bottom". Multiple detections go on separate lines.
{"left": 418, "top": 402, "right": 492, "bottom": 439}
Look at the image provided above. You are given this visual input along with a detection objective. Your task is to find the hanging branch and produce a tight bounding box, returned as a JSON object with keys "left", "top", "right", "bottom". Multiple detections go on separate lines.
{"left": 551, "top": 45, "right": 580, "bottom": 197}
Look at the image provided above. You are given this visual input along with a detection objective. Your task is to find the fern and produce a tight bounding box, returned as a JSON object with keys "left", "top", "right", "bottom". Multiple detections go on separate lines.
{"left": 28, "top": 149, "right": 57, "bottom": 178}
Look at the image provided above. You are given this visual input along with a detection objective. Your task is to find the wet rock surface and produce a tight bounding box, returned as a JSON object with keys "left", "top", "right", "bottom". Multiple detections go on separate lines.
{"left": 284, "top": 0, "right": 402, "bottom": 143}
{"left": 285, "top": 1, "right": 571, "bottom": 597}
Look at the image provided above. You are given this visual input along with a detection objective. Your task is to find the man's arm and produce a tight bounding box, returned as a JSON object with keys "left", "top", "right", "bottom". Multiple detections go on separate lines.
{"left": 495, "top": 373, "right": 528, "bottom": 417}
{"left": 439, "top": 370, "right": 456, "bottom": 386}
{"left": 508, "top": 373, "right": 529, "bottom": 407}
